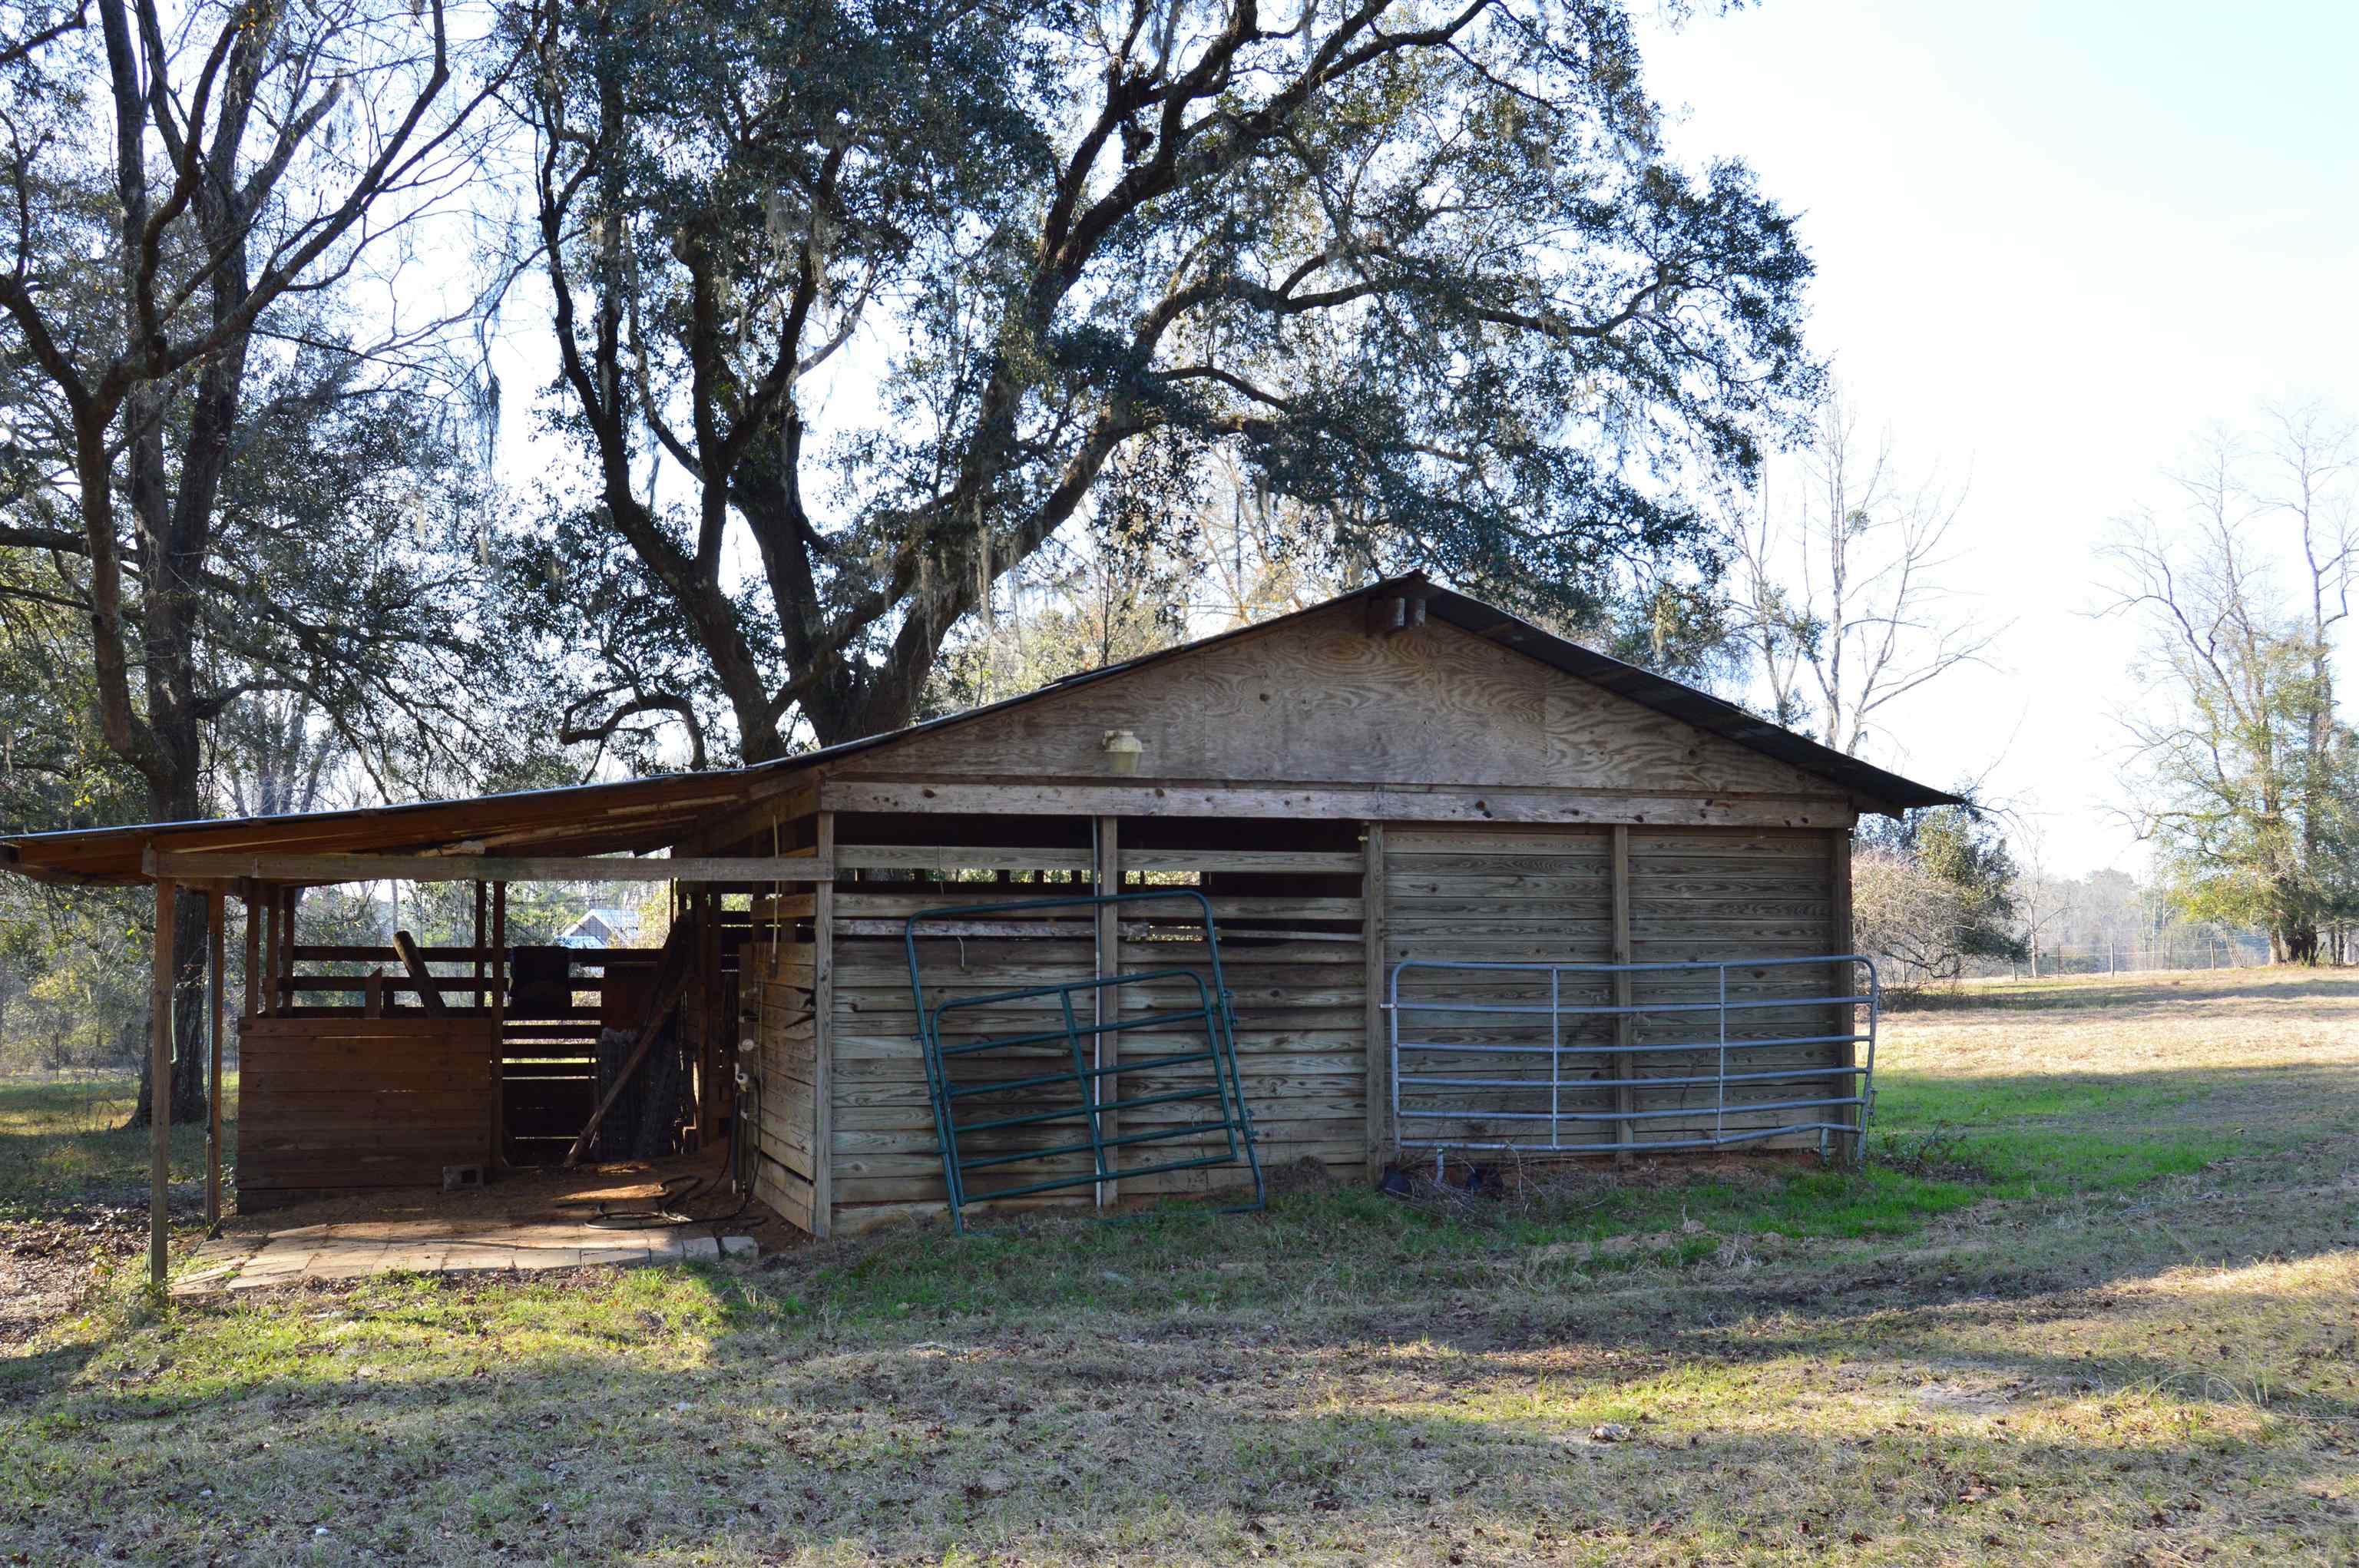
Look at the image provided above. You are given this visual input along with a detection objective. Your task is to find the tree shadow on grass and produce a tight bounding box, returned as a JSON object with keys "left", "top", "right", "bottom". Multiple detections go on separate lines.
{"left": 6, "top": 1262, "right": 2357, "bottom": 1566}
{"left": 6, "top": 1037, "right": 2355, "bottom": 1563}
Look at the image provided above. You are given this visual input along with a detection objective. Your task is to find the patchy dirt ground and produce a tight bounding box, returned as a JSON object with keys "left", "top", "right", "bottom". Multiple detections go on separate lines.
{"left": 0, "top": 1209, "right": 137, "bottom": 1347}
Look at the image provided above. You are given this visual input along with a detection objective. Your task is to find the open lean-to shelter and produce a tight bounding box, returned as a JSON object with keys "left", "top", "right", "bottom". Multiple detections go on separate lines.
{"left": 0, "top": 576, "right": 1957, "bottom": 1279}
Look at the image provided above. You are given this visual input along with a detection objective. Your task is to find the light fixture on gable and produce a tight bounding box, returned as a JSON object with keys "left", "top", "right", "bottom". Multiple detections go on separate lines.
{"left": 1101, "top": 729, "right": 1146, "bottom": 775}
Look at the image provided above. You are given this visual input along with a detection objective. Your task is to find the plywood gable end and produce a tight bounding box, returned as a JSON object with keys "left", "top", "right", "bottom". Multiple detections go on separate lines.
{"left": 842, "top": 606, "right": 1845, "bottom": 799}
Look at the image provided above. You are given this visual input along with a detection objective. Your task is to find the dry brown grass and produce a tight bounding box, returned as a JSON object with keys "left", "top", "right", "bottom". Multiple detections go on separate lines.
{"left": 2, "top": 968, "right": 2355, "bottom": 1565}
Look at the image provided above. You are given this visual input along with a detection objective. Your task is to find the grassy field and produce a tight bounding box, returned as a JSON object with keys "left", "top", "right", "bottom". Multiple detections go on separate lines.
{"left": 0, "top": 1071, "right": 231, "bottom": 1221}
{"left": 2, "top": 970, "right": 2355, "bottom": 1565}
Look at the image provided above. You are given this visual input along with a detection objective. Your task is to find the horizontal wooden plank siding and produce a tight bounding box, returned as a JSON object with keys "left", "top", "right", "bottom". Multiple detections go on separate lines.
{"left": 237, "top": 1015, "right": 497, "bottom": 1193}
{"left": 768, "top": 815, "right": 1854, "bottom": 1229}
{"left": 823, "top": 834, "right": 1368, "bottom": 1229}
{"left": 822, "top": 779, "right": 1854, "bottom": 831}
{"left": 1382, "top": 825, "right": 1614, "bottom": 1161}
{"left": 1379, "top": 823, "right": 1851, "bottom": 1160}
{"left": 1625, "top": 828, "right": 1848, "bottom": 1150}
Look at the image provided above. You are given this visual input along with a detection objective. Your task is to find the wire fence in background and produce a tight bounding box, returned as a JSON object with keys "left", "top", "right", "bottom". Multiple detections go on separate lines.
{"left": 1963, "top": 937, "right": 2278, "bottom": 981}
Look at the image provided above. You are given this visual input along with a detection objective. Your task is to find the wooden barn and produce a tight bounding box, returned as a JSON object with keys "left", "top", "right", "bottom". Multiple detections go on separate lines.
{"left": 0, "top": 575, "right": 1956, "bottom": 1273}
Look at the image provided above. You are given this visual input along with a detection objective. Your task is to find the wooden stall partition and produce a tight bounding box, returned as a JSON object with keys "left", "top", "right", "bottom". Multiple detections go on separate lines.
{"left": 1110, "top": 836, "right": 1367, "bottom": 1200}
{"left": 749, "top": 933, "right": 821, "bottom": 1232}
{"left": 236, "top": 1014, "right": 498, "bottom": 1206}
{"left": 499, "top": 946, "right": 620, "bottom": 1166}
{"left": 816, "top": 822, "right": 1366, "bottom": 1232}
{"left": 831, "top": 927, "right": 1098, "bottom": 1225}
{"left": 812, "top": 811, "right": 836, "bottom": 1235}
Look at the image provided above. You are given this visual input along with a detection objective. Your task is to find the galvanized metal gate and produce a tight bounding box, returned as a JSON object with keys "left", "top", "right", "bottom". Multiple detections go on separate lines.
{"left": 1387, "top": 954, "right": 1880, "bottom": 1166}
{"left": 906, "top": 889, "right": 1266, "bottom": 1233}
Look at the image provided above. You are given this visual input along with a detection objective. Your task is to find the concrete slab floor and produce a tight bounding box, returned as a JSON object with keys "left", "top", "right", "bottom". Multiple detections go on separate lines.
{"left": 171, "top": 1159, "right": 775, "bottom": 1295}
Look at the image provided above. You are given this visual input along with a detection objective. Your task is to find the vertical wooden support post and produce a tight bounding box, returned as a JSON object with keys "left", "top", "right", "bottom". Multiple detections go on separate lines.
{"left": 1361, "top": 822, "right": 1388, "bottom": 1182}
{"left": 148, "top": 877, "right": 176, "bottom": 1288}
{"left": 1092, "top": 815, "right": 1120, "bottom": 1207}
{"left": 276, "top": 885, "right": 296, "bottom": 1014}
{"left": 241, "top": 891, "right": 260, "bottom": 1024}
{"left": 700, "top": 884, "right": 722, "bottom": 1146}
{"left": 811, "top": 813, "right": 835, "bottom": 1238}
{"left": 256, "top": 890, "right": 277, "bottom": 1017}
{"left": 1830, "top": 830, "right": 1857, "bottom": 1158}
{"left": 206, "top": 889, "right": 226, "bottom": 1234}
{"left": 472, "top": 881, "right": 487, "bottom": 1009}
{"left": 491, "top": 882, "right": 508, "bottom": 1170}
{"left": 1610, "top": 825, "right": 1635, "bottom": 1163}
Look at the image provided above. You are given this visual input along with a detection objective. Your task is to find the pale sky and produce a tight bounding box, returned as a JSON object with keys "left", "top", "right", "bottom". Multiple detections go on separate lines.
{"left": 1635, "top": 0, "right": 2359, "bottom": 873}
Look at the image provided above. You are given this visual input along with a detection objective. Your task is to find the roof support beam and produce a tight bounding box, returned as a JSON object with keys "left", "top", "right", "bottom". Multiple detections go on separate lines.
{"left": 148, "top": 878, "right": 175, "bottom": 1289}
{"left": 819, "top": 779, "right": 1857, "bottom": 831}
{"left": 669, "top": 773, "right": 823, "bottom": 857}
{"left": 144, "top": 852, "right": 837, "bottom": 885}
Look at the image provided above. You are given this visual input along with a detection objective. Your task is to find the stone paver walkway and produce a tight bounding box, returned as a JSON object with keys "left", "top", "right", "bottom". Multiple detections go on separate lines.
{"left": 174, "top": 1218, "right": 759, "bottom": 1295}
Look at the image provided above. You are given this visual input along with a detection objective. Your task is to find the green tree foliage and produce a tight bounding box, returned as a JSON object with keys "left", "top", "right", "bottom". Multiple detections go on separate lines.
{"left": 2108, "top": 409, "right": 2356, "bottom": 964}
{"left": 507, "top": 0, "right": 1819, "bottom": 764}
{"left": 1854, "top": 802, "right": 2023, "bottom": 987}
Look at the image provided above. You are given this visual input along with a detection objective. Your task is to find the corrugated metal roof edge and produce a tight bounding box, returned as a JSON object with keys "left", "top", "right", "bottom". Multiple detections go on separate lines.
{"left": 0, "top": 574, "right": 1957, "bottom": 868}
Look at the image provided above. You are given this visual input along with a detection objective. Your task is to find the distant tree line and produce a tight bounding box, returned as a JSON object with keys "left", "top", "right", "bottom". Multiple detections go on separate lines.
{"left": 2106, "top": 408, "right": 2357, "bottom": 967}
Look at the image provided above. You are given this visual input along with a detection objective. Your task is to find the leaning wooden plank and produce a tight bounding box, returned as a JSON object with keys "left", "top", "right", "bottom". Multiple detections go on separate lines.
{"left": 390, "top": 929, "right": 449, "bottom": 1018}
{"left": 562, "top": 908, "right": 699, "bottom": 1165}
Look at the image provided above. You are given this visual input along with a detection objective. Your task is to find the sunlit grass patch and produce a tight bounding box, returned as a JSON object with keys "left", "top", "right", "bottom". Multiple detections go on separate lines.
{"left": 0, "top": 1071, "right": 234, "bottom": 1216}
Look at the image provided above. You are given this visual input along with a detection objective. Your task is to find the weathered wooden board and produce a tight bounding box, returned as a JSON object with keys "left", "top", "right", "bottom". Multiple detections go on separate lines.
{"left": 749, "top": 937, "right": 822, "bottom": 1212}
{"left": 823, "top": 780, "right": 1853, "bottom": 830}
{"left": 835, "top": 604, "right": 1847, "bottom": 799}
{"left": 1375, "top": 821, "right": 1858, "bottom": 1159}
{"left": 237, "top": 1015, "right": 497, "bottom": 1192}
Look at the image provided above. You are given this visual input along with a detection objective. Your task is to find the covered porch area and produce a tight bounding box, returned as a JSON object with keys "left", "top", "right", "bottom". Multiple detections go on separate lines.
{"left": 0, "top": 762, "right": 825, "bottom": 1288}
